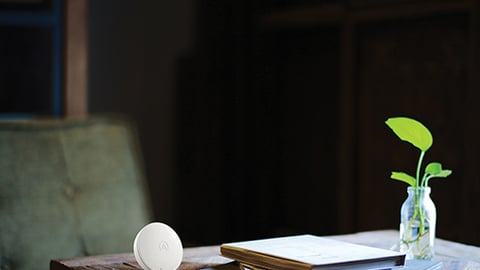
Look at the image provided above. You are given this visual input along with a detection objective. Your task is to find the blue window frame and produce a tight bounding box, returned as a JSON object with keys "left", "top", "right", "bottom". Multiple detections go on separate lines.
{"left": 0, "top": 0, "right": 63, "bottom": 118}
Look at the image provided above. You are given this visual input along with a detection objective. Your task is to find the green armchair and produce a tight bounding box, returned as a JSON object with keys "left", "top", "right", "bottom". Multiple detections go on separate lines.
{"left": 0, "top": 116, "right": 152, "bottom": 269}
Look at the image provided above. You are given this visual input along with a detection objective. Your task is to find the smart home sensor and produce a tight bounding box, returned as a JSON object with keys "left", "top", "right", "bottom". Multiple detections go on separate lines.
{"left": 133, "top": 222, "right": 183, "bottom": 270}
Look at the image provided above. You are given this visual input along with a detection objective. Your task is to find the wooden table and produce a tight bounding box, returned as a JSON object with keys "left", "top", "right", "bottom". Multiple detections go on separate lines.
{"left": 50, "top": 230, "right": 480, "bottom": 270}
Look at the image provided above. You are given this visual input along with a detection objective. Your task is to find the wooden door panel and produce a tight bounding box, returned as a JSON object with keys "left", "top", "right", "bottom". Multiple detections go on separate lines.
{"left": 353, "top": 14, "right": 471, "bottom": 240}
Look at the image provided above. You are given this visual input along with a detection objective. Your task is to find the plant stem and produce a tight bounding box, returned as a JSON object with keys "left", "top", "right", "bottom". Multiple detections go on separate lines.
{"left": 416, "top": 151, "right": 426, "bottom": 187}
{"left": 416, "top": 190, "right": 425, "bottom": 235}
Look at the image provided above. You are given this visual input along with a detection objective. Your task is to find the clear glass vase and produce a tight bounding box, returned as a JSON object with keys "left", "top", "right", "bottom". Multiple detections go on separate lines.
{"left": 399, "top": 186, "right": 436, "bottom": 260}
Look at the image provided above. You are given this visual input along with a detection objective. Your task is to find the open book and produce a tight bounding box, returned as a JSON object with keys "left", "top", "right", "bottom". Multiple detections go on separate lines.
{"left": 220, "top": 234, "right": 406, "bottom": 270}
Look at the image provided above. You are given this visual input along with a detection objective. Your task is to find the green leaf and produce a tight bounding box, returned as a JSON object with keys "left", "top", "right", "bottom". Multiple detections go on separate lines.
{"left": 385, "top": 117, "right": 433, "bottom": 152}
{"left": 425, "top": 162, "right": 452, "bottom": 178}
{"left": 435, "top": 169, "right": 452, "bottom": 178}
{"left": 425, "top": 169, "right": 452, "bottom": 186}
{"left": 391, "top": 171, "right": 416, "bottom": 186}
{"left": 425, "top": 162, "right": 442, "bottom": 175}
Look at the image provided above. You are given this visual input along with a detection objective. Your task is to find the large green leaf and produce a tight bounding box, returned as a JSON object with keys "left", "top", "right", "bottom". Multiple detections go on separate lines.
{"left": 391, "top": 171, "right": 416, "bottom": 186}
{"left": 385, "top": 117, "right": 433, "bottom": 152}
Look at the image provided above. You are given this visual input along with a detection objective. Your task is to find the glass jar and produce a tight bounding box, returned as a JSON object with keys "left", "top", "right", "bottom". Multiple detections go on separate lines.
{"left": 399, "top": 186, "right": 436, "bottom": 259}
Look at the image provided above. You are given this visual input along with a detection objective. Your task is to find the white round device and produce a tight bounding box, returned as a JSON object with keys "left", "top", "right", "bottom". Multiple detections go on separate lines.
{"left": 133, "top": 222, "right": 183, "bottom": 270}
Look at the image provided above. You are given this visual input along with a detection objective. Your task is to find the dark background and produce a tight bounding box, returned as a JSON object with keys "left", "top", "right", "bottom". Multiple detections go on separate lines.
{"left": 3, "top": 0, "right": 480, "bottom": 247}
{"left": 88, "top": 0, "right": 480, "bottom": 246}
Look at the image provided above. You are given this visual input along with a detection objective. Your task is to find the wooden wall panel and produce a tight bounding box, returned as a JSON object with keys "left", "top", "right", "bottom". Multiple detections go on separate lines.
{"left": 65, "top": 0, "right": 88, "bottom": 117}
{"left": 353, "top": 14, "right": 472, "bottom": 241}
{"left": 172, "top": 0, "right": 480, "bottom": 245}
{"left": 275, "top": 28, "right": 340, "bottom": 236}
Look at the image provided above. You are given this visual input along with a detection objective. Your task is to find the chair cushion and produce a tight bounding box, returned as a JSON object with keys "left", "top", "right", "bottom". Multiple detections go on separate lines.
{"left": 0, "top": 116, "right": 152, "bottom": 270}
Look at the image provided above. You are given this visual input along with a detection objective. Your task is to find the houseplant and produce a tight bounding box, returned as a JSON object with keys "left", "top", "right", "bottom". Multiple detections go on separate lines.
{"left": 385, "top": 116, "right": 452, "bottom": 259}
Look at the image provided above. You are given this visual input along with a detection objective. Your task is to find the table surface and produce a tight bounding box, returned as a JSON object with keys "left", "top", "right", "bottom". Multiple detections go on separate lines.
{"left": 50, "top": 230, "right": 480, "bottom": 270}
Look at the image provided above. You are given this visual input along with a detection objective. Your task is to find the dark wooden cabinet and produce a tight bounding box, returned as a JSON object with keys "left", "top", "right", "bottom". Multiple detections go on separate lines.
{"left": 266, "top": 0, "right": 480, "bottom": 245}
{"left": 175, "top": 0, "right": 480, "bottom": 246}
{"left": 337, "top": 1, "right": 480, "bottom": 246}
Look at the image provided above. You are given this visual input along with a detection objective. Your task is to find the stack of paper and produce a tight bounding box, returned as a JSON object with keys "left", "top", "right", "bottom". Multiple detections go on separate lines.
{"left": 221, "top": 234, "right": 406, "bottom": 270}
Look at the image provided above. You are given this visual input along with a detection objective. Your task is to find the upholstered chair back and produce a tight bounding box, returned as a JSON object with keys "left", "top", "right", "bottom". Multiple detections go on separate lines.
{"left": 0, "top": 116, "right": 152, "bottom": 270}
